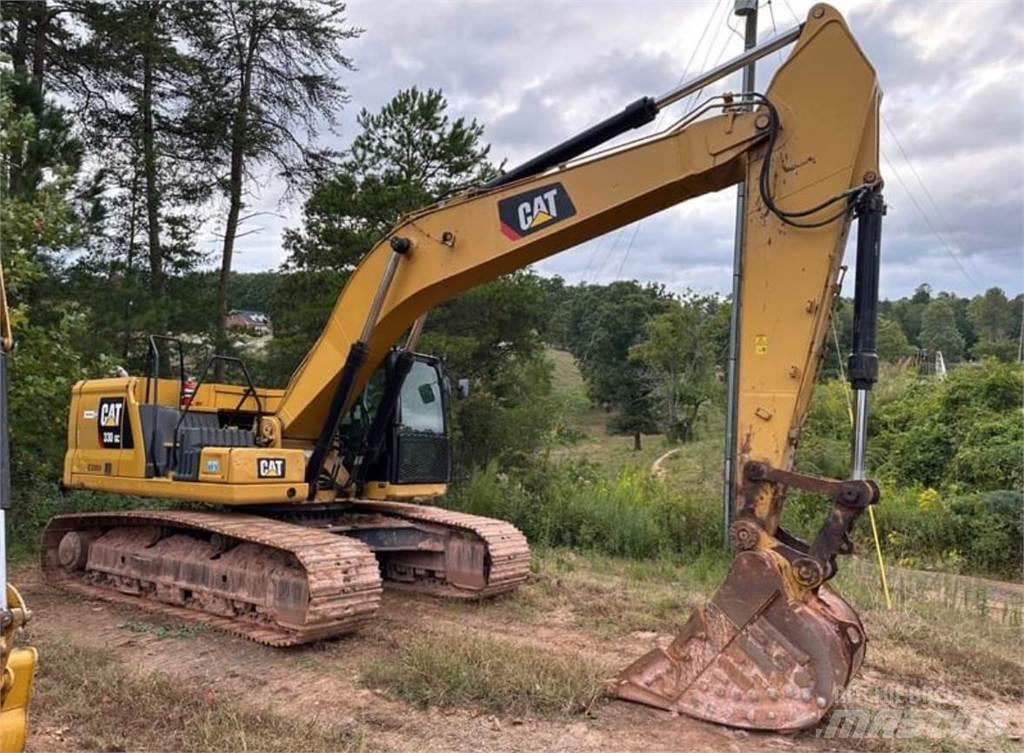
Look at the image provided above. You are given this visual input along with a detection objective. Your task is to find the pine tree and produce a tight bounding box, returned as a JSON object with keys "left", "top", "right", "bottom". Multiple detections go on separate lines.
{"left": 185, "top": 0, "right": 361, "bottom": 372}
{"left": 283, "top": 87, "right": 495, "bottom": 274}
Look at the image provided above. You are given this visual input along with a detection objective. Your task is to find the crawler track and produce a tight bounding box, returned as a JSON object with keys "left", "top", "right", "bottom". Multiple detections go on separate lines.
{"left": 42, "top": 510, "right": 382, "bottom": 646}
{"left": 348, "top": 500, "right": 532, "bottom": 597}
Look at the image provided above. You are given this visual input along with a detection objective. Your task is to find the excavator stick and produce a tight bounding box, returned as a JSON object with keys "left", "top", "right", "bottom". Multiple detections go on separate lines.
{"left": 616, "top": 174, "right": 886, "bottom": 730}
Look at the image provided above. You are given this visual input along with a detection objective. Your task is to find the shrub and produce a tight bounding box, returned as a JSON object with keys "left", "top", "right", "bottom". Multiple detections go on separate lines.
{"left": 446, "top": 460, "right": 722, "bottom": 560}
{"left": 948, "top": 415, "right": 1024, "bottom": 491}
{"left": 6, "top": 489, "right": 173, "bottom": 561}
{"left": 780, "top": 485, "right": 1021, "bottom": 578}
{"left": 947, "top": 491, "right": 1023, "bottom": 577}
{"left": 799, "top": 361, "right": 1023, "bottom": 492}
{"left": 874, "top": 362, "right": 1023, "bottom": 491}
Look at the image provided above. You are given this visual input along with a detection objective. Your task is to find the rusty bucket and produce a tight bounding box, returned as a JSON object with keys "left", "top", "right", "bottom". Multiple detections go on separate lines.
{"left": 613, "top": 549, "right": 865, "bottom": 731}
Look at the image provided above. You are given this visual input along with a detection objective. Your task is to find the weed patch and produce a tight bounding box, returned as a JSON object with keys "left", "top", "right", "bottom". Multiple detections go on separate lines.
{"left": 361, "top": 630, "right": 610, "bottom": 717}
{"left": 119, "top": 620, "right": 209, "bottom": 639}
{"left": 29, "top": 636, "right": 370, "bottom": 752}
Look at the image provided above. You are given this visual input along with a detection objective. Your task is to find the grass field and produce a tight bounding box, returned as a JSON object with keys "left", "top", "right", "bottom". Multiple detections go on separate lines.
{"left": 546, "top": 347, "right": 674, "bottom": 470}
{"left": 23, "top": 546, "right": 1023, "bottom": 752}
{"left": 31, "top": 638, "right": 372, "bottom": 752}
{"left": 16, "top": 349, "right": 1024, "bottom": 752}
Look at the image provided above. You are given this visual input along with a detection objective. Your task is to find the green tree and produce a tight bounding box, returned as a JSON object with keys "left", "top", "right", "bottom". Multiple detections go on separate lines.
{"left": 1, "top": 1, "right": 91, "bottom": 95}
{"left": 873, "top": 361, "right": 1024, "bottom": 490}
{"left": 566, "top": 281, "right": 671, "bottom": 449}
{"left": 0, "top": 71, "right": 83, "bottom": 203}
{"left": 77, "top": 1, "right": 211, "bottom": 297}
{"left": 283, "top": 87, "right": 495, "bottom": 274}
{"left": 949, "top": 293, "right": 976, "bottom": 355}
{"left": 630, "top": 293, "right": 729, "bottom": 441}
{"left": 0, "top": 68, "right": 106, "bottom": 498}
{"left": 889, "top": 283, "right": 932, "bottom": 347}
{"left": 968, "top": 287, "right": 1017, "bottom": 362}
{"left": 186, "top": 0, "right": 362, "bottom": 370}
{"left": 876, "top": 315, "right": 913, "bottom": 362}
{"left": 228, "top": 271, "right": 280, "bottom": 312}
{"left": 272, "top": 86, "right": 501, "bottom": 381}
{"left": 920, "top": 297, "right": 964, "bottom": 361}
{"left": 422, "top": 271, "right": 553, "bottom": 475}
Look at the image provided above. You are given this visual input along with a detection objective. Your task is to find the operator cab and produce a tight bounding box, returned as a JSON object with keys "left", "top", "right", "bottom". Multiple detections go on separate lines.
{"left": 341, "top": 351, "right": 452, "bottom": 489}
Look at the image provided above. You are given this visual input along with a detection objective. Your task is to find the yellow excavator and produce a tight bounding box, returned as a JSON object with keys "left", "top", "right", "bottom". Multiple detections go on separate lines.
{"left": 1, "top": 262, "right": 37, "bottom": 753}
{"left": 44, "top": 4, "right": 884, "bottom": 731}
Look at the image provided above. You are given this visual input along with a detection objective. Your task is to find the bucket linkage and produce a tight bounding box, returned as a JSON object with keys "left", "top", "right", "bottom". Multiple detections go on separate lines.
{"left": 614, "top": 461, "right": 879, "bottom": 731}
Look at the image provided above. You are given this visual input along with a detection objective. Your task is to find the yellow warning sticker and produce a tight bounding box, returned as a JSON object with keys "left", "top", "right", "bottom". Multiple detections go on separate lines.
{"left": 754, "top": 335, "right": 768, "bottom": 355}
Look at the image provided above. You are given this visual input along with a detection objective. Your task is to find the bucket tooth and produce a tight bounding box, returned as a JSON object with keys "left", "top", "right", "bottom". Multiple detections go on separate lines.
{"left": 614, "top": 550, "right": 865, "bottom": 731}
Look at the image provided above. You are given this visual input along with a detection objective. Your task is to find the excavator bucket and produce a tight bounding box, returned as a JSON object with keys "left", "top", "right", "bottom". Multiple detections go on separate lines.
{"left": 613, "top": 549, "right": 865, "bottom": 731}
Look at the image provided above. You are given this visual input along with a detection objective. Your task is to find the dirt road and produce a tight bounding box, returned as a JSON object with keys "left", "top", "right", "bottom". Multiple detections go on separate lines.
{"left": 16, "top": 557, "right": 1022, "bottom": 753}
{"left": 649, "top": 448, "right": 680, "bottom": 479}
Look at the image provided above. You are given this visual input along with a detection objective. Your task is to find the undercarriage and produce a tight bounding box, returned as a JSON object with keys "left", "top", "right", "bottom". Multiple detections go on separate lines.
{"left": 42, "top": 502, "right": 530, "bottom": 645}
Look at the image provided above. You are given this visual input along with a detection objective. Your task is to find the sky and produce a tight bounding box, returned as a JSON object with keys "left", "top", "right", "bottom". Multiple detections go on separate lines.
{"left": 208, "top": 0, "right": 1024, "bottom": 300}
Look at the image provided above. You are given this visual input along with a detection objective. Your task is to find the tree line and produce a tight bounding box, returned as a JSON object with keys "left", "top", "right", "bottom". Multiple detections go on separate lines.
{"left": 1, "top": 0, "right": 1021, "bottom": 498}
{"left": 537, "top": 278, "right": 1022, "bottom": 449}
{"left": 2, "top": 0, "right": 358, "bottom": 371}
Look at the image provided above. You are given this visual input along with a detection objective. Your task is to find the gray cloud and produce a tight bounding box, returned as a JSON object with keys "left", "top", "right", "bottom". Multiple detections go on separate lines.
{"left": 219, "top": 0, "right": 1024, "bottom": 300}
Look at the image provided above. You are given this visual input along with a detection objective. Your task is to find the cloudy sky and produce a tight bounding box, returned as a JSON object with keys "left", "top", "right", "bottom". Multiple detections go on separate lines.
{"left": 212, "top": 0, "right": 1024, "bottom": 299}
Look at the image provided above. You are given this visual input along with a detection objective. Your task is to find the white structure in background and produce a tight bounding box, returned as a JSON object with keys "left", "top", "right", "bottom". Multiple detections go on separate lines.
{"left": 912, "top": 349, "right": 947, "bottom": 378}
{"left": 225, "top": 309, "right": 273, "bottom": 337}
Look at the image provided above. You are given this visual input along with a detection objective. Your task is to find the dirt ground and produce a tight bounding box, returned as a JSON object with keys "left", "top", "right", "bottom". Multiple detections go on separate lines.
{"left": 14, "top": 554, "right": 1023, "bottom": 753}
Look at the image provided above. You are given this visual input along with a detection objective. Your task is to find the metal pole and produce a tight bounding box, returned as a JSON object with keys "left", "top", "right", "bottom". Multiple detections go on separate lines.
{"left": 722, "top": 0, "right": 759, "bottom": 547}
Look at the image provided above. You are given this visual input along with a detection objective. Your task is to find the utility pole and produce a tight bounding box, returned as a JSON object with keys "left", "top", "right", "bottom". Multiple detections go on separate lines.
{"left": 722, "top": 0, "right": 758, "bottom": 547}
{"left": 1018, "top": 298, "right": 1023, "bottom": 363}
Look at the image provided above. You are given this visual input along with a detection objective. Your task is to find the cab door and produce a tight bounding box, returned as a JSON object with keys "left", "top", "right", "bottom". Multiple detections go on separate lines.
{"left": 389, "top": 357, "right": 451, "bottom": 484}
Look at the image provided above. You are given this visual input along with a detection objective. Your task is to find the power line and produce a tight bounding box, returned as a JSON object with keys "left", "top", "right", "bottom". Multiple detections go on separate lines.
{"left": 781, "top": 0, "right": 801, "bottom": 24}
{"left": 613, "top": 2, "right": 742, "bottom": 281}
{"left": 881, "top": 149, "right": 976, "bottom": 283}
{"left": 575, "top": 0, "right": 724, "bottom": 287}
{"left": 764, "top": 0, "right": 785, "bottom": 64}
{"left": 570, "top": 1, "right": 734, "bottom": 370}
{"left": 773, "top": 2, "right": 973, "bottom": 284}
{"left": 682, "top": 0, "right": 734, "bottom": 114}
{"left": 882, "top": 114, "right": 977, "bottom": 274}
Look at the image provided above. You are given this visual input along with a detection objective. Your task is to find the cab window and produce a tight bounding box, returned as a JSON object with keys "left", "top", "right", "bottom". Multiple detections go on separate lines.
{"left": 400, "top": 360, "right": 444, "bottom": 433}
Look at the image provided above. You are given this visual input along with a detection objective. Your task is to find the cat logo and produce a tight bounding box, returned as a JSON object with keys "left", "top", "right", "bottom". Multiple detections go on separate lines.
{"left": 99, "top": 399, "right": 123, "bottom": 428}
{"left": 498, "top": 182, "right": 577, "bottom": 240}
{"left": 97, "top": 397, "right": 131, "bottom": 449}
{"left": 257, "top": 458, "right": 286, "bottom": 479}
